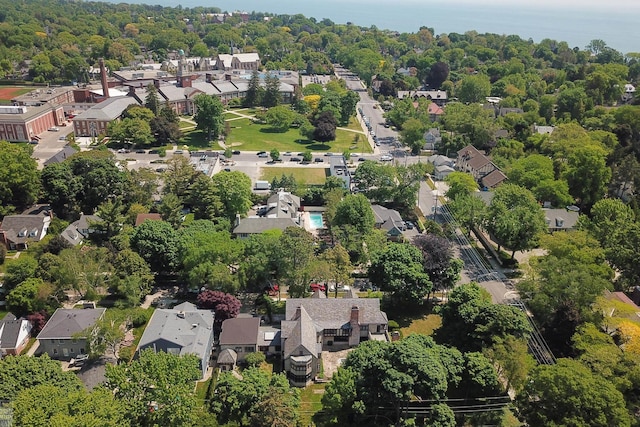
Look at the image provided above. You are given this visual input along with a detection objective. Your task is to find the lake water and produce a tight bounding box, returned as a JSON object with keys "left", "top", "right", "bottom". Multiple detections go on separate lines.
{"left": 119, "top": 0, "right": 640, "bottom": 54}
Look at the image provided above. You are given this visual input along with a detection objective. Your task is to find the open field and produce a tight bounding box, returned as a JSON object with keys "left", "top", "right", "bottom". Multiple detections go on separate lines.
{"left": 0, "top": 86, "right": 32, "bottom": 104}
{"left": 225, "top": 117, "right": 372, "bottom": 154}
{"left": 260, "top": 167, "right": 327, "bottom": 185}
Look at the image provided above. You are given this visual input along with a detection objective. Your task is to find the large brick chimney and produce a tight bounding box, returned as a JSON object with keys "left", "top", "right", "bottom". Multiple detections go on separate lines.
{"left": 349, "top": 306, "right": 360, "bottom": 346}
{"left": 99, "top": 58, "right": 109, "bottom": 99}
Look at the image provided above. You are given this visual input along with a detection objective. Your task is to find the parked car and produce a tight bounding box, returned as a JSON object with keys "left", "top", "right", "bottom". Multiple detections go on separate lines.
{"left": 48, "top": 126, "right": 60, "bottom": 132}
{"left": 58, "top": 135, "right": 67, "bottom": 141}
{"left": 135, "top": 149, "right": 146, "bottom": 154}
{"left": 29, "top": 140, "right": 38, "bottom": 144}
{"left": 324, "top": 152, "right": 333, "bottom": 156}
{"left": 283, "top": 151, "right": 292, "bottom": 156}
{"left": 290, "top": 157, "right": 301, "bottom": 162}
{"left": 314, "top": 157, "right": 324, "bottom": 163}
{"left": 232, "top": 150, "right": 240, "bottom": 155}
{"left": 69, "top": 354, "right": 89, "bottom": 367}
{"left": 309, "top": 283, "right": 326, "bottom": 292}
{"left": 174, "top": 150, "right": 184, "bottom": 154}
{"left": 257, "top": 151, "right": 267, "bottom": 156}
{"left": 405, "top": 221, "right": 415, "bottom": 230}
{"left": 358, "top": 157, "right": 366, "bottom": 162}
{"left": 258, "top": 152, "right": 268, "bottom": 158}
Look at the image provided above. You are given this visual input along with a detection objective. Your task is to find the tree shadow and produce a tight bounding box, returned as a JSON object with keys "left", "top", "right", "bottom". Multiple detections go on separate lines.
{"left": 258, "top": 127, "right": 288, "bottom": 134}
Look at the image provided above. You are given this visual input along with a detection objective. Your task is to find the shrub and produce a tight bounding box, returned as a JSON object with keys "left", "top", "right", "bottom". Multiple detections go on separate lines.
{"left": 245, "top": 352, "right": 266, "bottom": 368}
{"left": 388, "top": 320, "right": 400, "bottom": 331}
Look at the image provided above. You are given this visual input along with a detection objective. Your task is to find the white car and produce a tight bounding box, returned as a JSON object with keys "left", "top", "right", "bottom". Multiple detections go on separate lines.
{"left": 380, "top": 155, "right": 393, "bottom": 162}
{"left": 48, "top": 127, "right": 60, "bottom": 132}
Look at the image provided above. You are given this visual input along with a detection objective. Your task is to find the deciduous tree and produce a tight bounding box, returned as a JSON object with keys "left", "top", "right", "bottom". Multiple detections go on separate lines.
{"left": 0, "top": 141, "right": 40, "bottom": 216}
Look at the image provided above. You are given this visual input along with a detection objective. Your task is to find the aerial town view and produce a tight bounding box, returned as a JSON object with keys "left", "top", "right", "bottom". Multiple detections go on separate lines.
{"left": 1, "top": 0, "right": 639, "bottom": 426}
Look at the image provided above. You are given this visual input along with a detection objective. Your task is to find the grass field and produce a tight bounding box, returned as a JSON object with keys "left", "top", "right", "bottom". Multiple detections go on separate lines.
{"left": 225, "top": 118, "right": 372, "bottom": 154}
{"left": 260, "top": 167, "right": 328, "bottom": 185}
{"left": 0, "top": 86, "right": 32, "bottom": 104}
{"left": 0, "top": 310, "right": 7, "bottom": 321}
{"left": 399, "top": 314, "right": 442, "bottom": 337}
{"left": 299, "top": 383, "right": 326, "bottom": 426}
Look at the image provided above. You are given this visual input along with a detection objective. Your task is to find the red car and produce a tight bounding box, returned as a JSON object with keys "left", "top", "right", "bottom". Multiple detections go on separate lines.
{"left": 309, "top": 283, "right": 326, "bottom": 292}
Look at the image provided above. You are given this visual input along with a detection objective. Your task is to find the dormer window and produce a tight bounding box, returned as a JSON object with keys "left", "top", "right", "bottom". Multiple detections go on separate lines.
{"left": 18, "top": 228, "right": 27, "bottom": 237}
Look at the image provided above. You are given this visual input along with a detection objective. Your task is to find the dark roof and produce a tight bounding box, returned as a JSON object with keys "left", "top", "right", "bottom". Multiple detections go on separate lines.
{"left": 0, "top": 313, "right": 30, "bottom": 349}
{"left": 481, "top": 169, "right": 508, "bottom": 188}
{"left": 543, "top": 209, "right": 579, "bottom": 230}
{"left": 37, "top": 308, "right": 106, "bottom": 339}
{"left": 285, "top": 298, "right": 388, "bottom": 331}
{"left": 232, "top": 217, "right": 297, "bottom": 235}
{"left": 44, "top": 146, "right": 78, "bottom": 166}
{"left": 217, "top": 348, "right": 237, "bottom": 364}
{"left": 219, "top": 317, "right": 260, "bottom": 346}
{"left": 135, "top": 213, "right": 162, "bottom": 226}
{"left": 0, "top": 215, "right": 50, "bottom": 245}
{"left": 282, "top": 306, "right": 319, "bottom": 358}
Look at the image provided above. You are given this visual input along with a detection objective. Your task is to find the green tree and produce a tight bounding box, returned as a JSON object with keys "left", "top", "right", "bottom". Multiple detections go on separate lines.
{"left": 3, "top": 256, "right": 38, "bottom": 291}
{"left": 105, "top": 349, "right": 201, "bottom": 427}
{"left": 210, "top": 171, "right": 253, "bottom": 221}
{"left": 12, "top": 384, "right": 128, "bottom": 427}
{"left": 563, "top": 146, "right": 611, "bottom": 211}
{"left": 262, "top": 73, "right": 281, "bottom": 107}
{"left": 158, "top": 192, "right": 184, "bottom": 229}
{"left": 516, "top": 359, "right": 630, "bottom": 427}
{"left": 193, "top": 93, "right": 224, "bottom": 139}
{"left": 457, "top": 74, "right": 491, "bottom": 103}
{"left": 144, "top": 83, "right": 161, "bottom": 115}
{"left": 53, "top": 248, "right": 111, "bottom": 301}
{"left": 413, "top": 234, "right": 463, "bottom": 294}
{"left": 130, "top": 220, "right": 179, "bottom": 273}
{"left": 368, "top": 243, "right": 432, "bottom": 305}
{"left": 332, "top": 194, "right": 375, "bottom": 234}
{"left": 265, "top": 106, "right": 298, "bottom": 132}
{"left": 244, "top": 69, "right": 263, "bottom": 107}
{"left": 211, "top": 368, "right": 298, "bottom": 426}
{"left": 6, "top": 278, "right": 57, "bottom": 317}
{"left": 444, "top": 172, "right": 478, "bottom": 199}
{"left": 0, "top": 354, "right": 82, "bottom": 401}
{"left": 111, "top": 249, "right": 154, "bottom": 307}
{"left": 164, "top": 156, "right": 200, "bottom": 201}
{"left": 244, "top": 351, "right": 266, "bottom": 368}
{"left": 0, "top": 141, "right": 40, "bottom": 216}
{"left": 269, "top": 148, "right": 280, "bottom": 161}
{"left": 447, "top": 193, "right": 486, "bottom": 235}
{"left": 277, "top": 227, "right": 316, "bottom": 297}
{"left": 484, "top": 184, "right": 546, "bottom": 258}
{"left": 400, "top": 117, "right": 426, "bottom": 154}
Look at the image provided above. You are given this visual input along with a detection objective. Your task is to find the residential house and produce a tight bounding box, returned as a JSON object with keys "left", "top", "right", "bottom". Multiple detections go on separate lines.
{"left": 233, "top": 217, "right": 298, "bottom": 239}
{"left": 427, "top": 103, "right": 444, "bottom": 122}
{"left": 397, "top": 90, "right": 448, "bottom": 106}
{"left": 435, "top": 165, "right": 456, "bottom": 181}
{"left": 423, "top": 128, "right": 442, "bottom": 151}
{"left": 281, "top": 297, "right": 388, "bottom": 387}
{"left": 0, "top": 313, "right": 32, "bottom": 357}
{"left": 456, "top": 145, "right": 507, "bottom": 189}
{"left": 543, "top": 208, "right": 579, "bottom": 232}
{"left": 533, "top": 124, "right": 554, "bottom": 135}
{"left": 426, "top": 154, "right": 454, "bottom": 168}
{"left": 60, "top": 213, "right": 102, "bottom": 246}
{"left": 217, "top": 317, "right": 281, "bottom": 371}
{"left": 137, "top": 302, "right": 214, "bottom": 379}
{"left": 371, "top": 204, "right": 406, "bottom": 240}
{"left": 134, "top": 213, "right": 163, "bottom": 227}
{"left": 0, "top": 205, "right": 52, "bottom": 250}
{"left": 36, "top": 308, "right": 106, "bottom": 360}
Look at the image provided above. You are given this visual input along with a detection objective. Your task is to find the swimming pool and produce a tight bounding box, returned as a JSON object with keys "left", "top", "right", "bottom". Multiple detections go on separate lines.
{"left": 309, "top": 212, "right": 325, "bottom": 229}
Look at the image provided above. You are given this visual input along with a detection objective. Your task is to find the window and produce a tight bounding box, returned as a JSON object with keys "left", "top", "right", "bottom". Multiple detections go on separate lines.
{"left": 360, "top": 325, "right": 369, "bottom": 332}
{"left": 53, "top": 349, "right": 58, "bottom": 355}
{"left": 58, "top": 339, "right": 64, "bottom": 344}
{"left": 244, "top": 346, "right": 253, "bottom": 353}
{"left": 70, "top": 348, "right": 74, "bottom": 354}
{"left": 234, "top": 347, "right": 242, "bottom": 353}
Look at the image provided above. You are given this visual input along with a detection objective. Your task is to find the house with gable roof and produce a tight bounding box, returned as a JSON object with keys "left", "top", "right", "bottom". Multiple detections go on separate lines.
{"left": 36, "top": 308, "right": 106, "bottom": 360}
{"left": 371, "top": 204, "right": 406, "bottom": 240}
{"left": 137, "top": 302, "right": 214, "bottom": 378}
{"left": 0, "top": 205, "right": 52, "bottom": 250}
{"left": 60, "top": 213, "right": 103, "bottom": 246}
{"left": 456, "top": 145, "right": 507, "bottom": 189}
{"left": 281, "top": 296, "right": 388, "bottom": 386}
{"left": 0, "top": 313, "right": 32, "bottom": 357}
{"left": 217, "top": 316, "right": 281, "bottom": 371}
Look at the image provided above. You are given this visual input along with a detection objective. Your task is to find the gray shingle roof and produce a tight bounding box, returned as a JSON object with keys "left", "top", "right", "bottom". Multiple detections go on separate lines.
{"left": 137, "top": 303, "right": 214, "bottom": 361}
{"left": 285, "top": 298, "right": 388, "bottom": 332}
{"left": 37, "top": 308, "right": 106, "bottom": 339}
{"left": 233, "top": 217, "right": 297, "bottom": 235}
{"left": 219, "top": 317, "right": 260, "bottom": 346}
{"left": 73, "top": 96, "right": 139, "bottom": 121}
{"left": 0, "top": 313, "right": 28, "bottom": 349}
{"left": 217, "top": 348, "right": 237, "bottom": 364}
{"left": 282, "top": 306, "right": 320, "bottom": 358}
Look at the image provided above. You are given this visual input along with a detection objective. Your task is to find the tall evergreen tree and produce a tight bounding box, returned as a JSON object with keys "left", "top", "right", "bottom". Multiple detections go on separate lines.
{"left": 144, "top": 83, "right": 161, "bottom": 116}
{"left": 244, "top": 69, "right": 262, "bottom": 107}
{"left": 262, "top": 73, "right": 281, "bottom": 108}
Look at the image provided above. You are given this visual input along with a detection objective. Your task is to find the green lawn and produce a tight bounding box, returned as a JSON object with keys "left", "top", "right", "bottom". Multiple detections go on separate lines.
{"left": 0, "top": 310, "right": 7, "bottom": 320}
{"left": 180, "top": 129, "right": 214, "bottom": 150}
{"left": 299, "top": 383, "right": 326, "bottom": 426}
{"left": 225, "top": 118, "right": 372, "bottom": 154}
{"left": 261, "top": 167, "right": 328, "bottom": 186}
{"left": 399, "top": 314, "right": 442, "bottom": 338}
